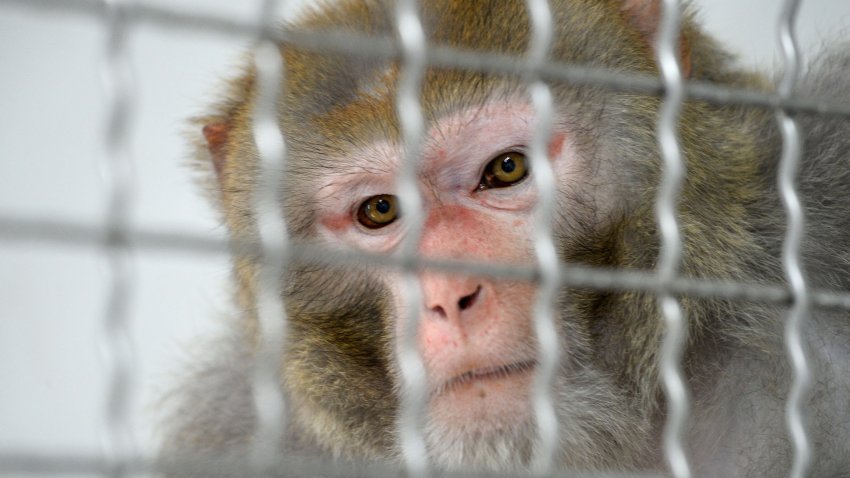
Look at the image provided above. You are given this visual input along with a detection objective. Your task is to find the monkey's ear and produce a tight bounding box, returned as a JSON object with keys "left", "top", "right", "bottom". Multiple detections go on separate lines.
{"left": 202, "top": 121, "right": 230, "bottom": 183}
{"left": 620, "top": 0, "right": 693, "bottom": 78}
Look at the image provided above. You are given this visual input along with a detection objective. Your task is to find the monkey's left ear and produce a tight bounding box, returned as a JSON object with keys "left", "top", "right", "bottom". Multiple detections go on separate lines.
{"left": 620, "top": 0, "right": 693, "bottom": 78}
{"left": 202, "top": 121, "right": 230, "bottom": 184}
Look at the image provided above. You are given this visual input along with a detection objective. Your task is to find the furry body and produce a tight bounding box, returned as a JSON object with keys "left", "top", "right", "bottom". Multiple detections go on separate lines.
{"left": 161, "top": 1, "right": 850, "bottom": 475}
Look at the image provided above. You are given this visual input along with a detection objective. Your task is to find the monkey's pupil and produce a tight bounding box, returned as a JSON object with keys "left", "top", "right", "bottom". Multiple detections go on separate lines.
{"left": 375, "top": 199, "right": 391, "bottom": 214}
{"left": 501, "top": 157, "right": 516, "bottom": 173}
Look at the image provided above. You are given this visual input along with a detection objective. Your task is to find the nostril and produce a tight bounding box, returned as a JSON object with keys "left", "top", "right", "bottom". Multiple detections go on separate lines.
{"left": 457, "top": 285, "right": 481, "bottom": 311}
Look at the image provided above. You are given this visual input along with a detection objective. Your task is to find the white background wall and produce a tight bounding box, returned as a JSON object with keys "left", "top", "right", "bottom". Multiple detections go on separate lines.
{"left": 1, "top": 0, "right": 848, "bottom": 470}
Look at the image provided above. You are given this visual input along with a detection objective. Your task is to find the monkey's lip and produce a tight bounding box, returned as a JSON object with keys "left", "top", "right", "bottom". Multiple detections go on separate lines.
{"left": 432, "top": 359, "right": 537, "bottom": 398}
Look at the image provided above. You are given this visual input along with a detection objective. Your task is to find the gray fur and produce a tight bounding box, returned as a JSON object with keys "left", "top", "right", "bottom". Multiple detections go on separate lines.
{"left": 686, "top": 45, "right": 850, "bottom": 477}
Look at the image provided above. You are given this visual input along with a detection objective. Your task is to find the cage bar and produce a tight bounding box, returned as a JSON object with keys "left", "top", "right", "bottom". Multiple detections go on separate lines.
{"left": 394, "top": 0, "right": 430, "bottom": 476}
{"left": 248, "top": 0, "right": 290, "bottom": 472}
{"left": 99, "top": 0, "right": 138, "bottom": 476}
{"left": 4, "top": 214, "right": 850, "bottom": 309}
{"left": 4, "top": 0, "right": 850, "bottom": 117}
{"left": 653, "top": 1, "right": 691, "bottom": 478}
{"left": 775, "top": 1, "right": 813, "bottom": 478}
{"left": 523, "top": 0, "right": 560, "bottom": 473}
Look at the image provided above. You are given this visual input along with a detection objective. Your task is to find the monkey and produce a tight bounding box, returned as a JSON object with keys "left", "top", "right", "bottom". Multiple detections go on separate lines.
{"left": 159, "top": 0, "right": 850, "bottom": 476}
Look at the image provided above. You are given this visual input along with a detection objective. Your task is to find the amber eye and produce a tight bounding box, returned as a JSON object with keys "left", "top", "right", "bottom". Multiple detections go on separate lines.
{"left": 357, "top": 194, "right": 399, "bottom": 229}
{"left": 480, "top": 152, "right": 529, "bottom": 189}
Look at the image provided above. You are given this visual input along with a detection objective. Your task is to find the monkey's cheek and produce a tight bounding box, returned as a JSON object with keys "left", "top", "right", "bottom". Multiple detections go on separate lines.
{"left": 427, "top": 366, "right": 534, "bottom": 434}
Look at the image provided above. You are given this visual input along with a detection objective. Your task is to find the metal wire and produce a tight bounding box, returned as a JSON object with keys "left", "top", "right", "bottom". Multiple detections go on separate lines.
{"left": 99, "top": 0, "right": 137, "bottom": 476}
{"left": 5, "top": 213, "right": 850, "bottom": 309}
{"left": 654, "top": 1, "right": 690, "bottom": 478}
{"left": 0, "top": 450, "right": 670, "bottom": 478}
{"left": 5, "top": 0, "right": 850, "bottom": 117}
{"left": 523, "top": 0, "right": 559, "bottom": 473}
{"left": 775, "top": 1, "right": 813, "bottom": 477}
{"left": 249, "top": 0, "right": 290, "bottom": 472}
{"left": 394, "top": 0, "right": 429, "bottom": 475}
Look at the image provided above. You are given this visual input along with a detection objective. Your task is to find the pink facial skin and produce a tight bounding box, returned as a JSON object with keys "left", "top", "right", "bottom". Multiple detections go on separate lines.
{"left": 314, "top": 98, "right": 575, "bottom": 435}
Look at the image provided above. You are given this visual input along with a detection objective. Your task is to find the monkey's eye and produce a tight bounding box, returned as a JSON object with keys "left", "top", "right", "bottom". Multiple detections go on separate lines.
{"left": 479, "top": 152, "right": 529, "bottom": 189}
{"left": 357, "top": 194, "right": 399, "bottom": 229}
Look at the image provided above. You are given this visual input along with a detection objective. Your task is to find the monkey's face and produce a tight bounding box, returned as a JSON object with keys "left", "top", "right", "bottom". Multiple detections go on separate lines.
{"left": 197, "top": 0, "right": 743, "bottom": 470}
{"left": 301, "top": 96, "right": 619, "bottom": 465}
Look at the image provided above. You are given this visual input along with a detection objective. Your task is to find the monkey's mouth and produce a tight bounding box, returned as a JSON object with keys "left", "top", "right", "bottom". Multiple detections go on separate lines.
{"left": 432, "top": 359, "right": 537, "bottom": 398}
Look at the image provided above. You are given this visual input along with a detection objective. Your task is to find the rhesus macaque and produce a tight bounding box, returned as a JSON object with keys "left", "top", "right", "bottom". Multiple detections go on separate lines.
{"left": 161, "top": 0, "right": 850, "bottom": 475}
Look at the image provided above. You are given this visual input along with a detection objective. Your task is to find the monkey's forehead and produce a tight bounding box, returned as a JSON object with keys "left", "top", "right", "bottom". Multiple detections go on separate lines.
{"left": 314, "top": 98, "right": 542, "bottom": 179}
{"left": 305, "top": 72, "right": 524, "bottom": 146}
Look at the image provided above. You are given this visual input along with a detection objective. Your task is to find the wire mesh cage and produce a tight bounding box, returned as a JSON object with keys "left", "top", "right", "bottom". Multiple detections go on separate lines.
{"left": 1, "top": 0, "right": 850, "bottom": 477}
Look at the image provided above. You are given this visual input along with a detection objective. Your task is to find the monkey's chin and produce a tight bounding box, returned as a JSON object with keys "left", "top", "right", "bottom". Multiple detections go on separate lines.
{"left": 428, "top": 360, "right": 536, "bottom": 436}
{"left": 423, "top": 361, "right": 537, "bottom": 471}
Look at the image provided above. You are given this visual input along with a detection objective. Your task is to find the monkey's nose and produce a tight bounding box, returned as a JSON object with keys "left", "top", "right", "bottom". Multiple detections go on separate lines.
{"left": 422, "top": 275, "right": 483, "bottom": 322}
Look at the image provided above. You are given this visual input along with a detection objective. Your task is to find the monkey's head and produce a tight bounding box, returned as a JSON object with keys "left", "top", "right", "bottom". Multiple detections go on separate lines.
{"left": 194, "top": 0, "right": 775, "bottom": 471}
